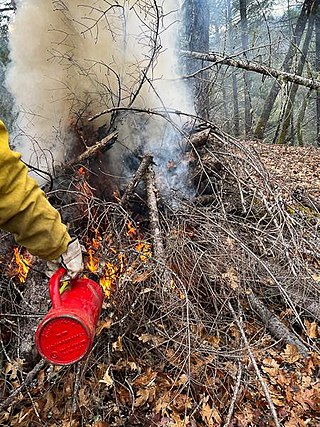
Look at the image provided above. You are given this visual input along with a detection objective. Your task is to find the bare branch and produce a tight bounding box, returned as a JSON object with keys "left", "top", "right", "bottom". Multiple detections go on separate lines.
{"left": 181, "top": 50, "right": 320, "bottom": 90}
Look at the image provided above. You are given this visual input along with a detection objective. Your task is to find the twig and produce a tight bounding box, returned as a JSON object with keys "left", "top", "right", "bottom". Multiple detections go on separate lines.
{"left": 0, "top": 358, "right": 46, "bottom": 412}
{"left": 223, "top": 361, "right": 242, "bottom": 427}
{"left": 120, "top": 153, "right": 153, "bottom": 207}
{"left": 228, "top": 302, "right": 281, "bottom": 427}
{"left": 71, "top": 362, "right": 82, "bottom": 414}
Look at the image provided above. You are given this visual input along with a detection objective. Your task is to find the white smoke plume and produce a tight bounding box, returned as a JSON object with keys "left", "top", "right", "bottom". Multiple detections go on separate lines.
{"left": 7, "top": 0, "right": 194, "bottom": 197}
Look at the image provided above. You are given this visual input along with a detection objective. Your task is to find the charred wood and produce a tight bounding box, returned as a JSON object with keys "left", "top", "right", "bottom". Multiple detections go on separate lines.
{"left": 120, "top": 154, "right": 153, "bottom": 207}
{"left": 144, "top": 165, "right": 172, "bottom": 286}
{"left": 63, "top": 131, "right": 118, "bottom": 174}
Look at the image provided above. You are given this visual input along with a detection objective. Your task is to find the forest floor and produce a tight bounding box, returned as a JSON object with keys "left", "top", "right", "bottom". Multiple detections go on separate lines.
{"left": 0, "top": 137, "right": 319, "bottom": 427}
{"left": 248, "top": 142, "right": 320, "bottom": 201}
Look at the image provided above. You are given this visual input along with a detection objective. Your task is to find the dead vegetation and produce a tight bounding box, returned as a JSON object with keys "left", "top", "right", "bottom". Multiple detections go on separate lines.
{"left": 0, "top": 124, "right": 320, "bottom": 426}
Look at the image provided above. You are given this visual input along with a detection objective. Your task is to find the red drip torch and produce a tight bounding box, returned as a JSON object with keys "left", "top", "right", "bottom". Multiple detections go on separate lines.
{"left": 35, "top": 267, "right": 104, "bottom": 365}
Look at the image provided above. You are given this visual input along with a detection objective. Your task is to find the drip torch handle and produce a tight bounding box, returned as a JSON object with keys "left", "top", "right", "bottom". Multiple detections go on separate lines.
{"left": 49, "top": 267, "right": 67, "bottom": 308}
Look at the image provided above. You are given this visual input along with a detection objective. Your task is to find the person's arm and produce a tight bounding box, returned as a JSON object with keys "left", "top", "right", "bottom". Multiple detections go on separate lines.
{"left": 0, "top": 120, "right": 71, "bottom": 260}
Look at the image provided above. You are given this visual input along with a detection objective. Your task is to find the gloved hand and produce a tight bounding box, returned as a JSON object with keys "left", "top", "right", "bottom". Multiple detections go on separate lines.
{"left": 46, "top": 237, "right": 84, "bottom": 279}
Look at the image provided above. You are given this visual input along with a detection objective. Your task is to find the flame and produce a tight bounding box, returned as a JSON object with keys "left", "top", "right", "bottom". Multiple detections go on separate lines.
{"left": 127, "top": 221, "right": 152, "bottom": 260}
{"left": 135, "top": 241, "right": 152, "bottom": 261}
{"left": 85, "top": 221, "right": 152, "bottom": 297}
{"left": 85, "top": 229, "right": 119, "bottom": 296}
{"left": 76, "top": 166, "right": 94, "bottom": 198}
{"left": 100, "top": 262, "right": 118, "bottom": 297}
{"left": 127, "top": 220, "right": 137, "bottom": 239}
{"left": 12, "top": 247, "right": 32, "bottom": 283}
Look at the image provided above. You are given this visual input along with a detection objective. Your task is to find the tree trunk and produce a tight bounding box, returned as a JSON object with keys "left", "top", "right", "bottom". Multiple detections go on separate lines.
{"left": 276, "top": 4, "right": 316, "bottom": 144}
{"left": 226, "top": 0, "right": 240, "bottom": 136}
{"left": 315, "top": 0, "right": 320, "bottom": 145}
{"left": 239, "top": 0, "right": 252, "bottom": 137}
{"left": 297, "top": 89, "right": 312, "bottom": 145}
{"left": 254, "top": 0, "right": 314, "bottom": 140}
{"left": 182, "top": 0, "right": 210, "bottom": 119}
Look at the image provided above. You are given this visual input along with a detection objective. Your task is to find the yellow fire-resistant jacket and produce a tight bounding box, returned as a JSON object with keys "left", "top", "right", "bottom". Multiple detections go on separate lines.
{"left": 0, "top": 119, "right": 71, "bottom": 260}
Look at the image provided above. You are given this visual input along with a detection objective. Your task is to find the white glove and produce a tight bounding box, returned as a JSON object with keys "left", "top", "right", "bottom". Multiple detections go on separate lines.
{"left": 46, "top": 238, "right": 84, "bottom": 279}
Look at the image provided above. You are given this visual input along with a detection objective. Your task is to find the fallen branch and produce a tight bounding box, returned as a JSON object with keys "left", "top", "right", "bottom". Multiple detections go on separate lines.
{"left": 71, "top": 362, "right": 82, "bottom": 414}
{"left": 222, "top": 361, "right": 242, "bottom": 427}
{"left": 120, "top": 153, "right": 153, "bottom": 207}
{"left": 145, "top": 165, "right": 172, "bottom": 286}
{"left": 247, "top": 291, "right": 309, "bottom": 357}
{"left": 229, "top": 302, "right": 281, "bottom": 427}
{"left": 64, "top": 131, "right": 118, "bottom": 172}
{"left": 182, "top": 50, "right": 320, "bottom": 90}
{"left": 0, "top": 358, "right": 46, "bottom": 412}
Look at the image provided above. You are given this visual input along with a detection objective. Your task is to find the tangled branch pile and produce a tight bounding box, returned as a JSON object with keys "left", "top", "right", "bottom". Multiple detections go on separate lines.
{"left": 0, "top": 126, "right": 320, "bottom": 426}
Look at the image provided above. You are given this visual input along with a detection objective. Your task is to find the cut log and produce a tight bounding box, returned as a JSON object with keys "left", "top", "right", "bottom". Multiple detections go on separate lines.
{"left": 144, "top": 165, "right": 172, "bottom": 287}
{"left": 64, "top": 131, "right": 118, "bottom": 172}
{"left": 121, "top": 153, "right": 153, "bottom": 207}
{"left": 247, "top": 291, "right": 309, "bottom": 356}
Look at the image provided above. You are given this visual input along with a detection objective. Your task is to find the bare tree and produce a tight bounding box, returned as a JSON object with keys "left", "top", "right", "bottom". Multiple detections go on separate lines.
{"left": 254, "top": 0, "right": 315, "bottom": 140}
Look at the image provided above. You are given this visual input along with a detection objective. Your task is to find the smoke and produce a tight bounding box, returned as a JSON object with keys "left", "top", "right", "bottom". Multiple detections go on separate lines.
{"left": 6, "top": 0, "right": 194, "bottom": 198}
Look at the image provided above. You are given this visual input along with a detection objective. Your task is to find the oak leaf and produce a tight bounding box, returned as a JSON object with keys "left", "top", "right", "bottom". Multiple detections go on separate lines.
{"left": 304, "top": 320, "right": 318, "bottom": 338}
{"left": 281, "top": 344, "right": 301, "bottom": 364}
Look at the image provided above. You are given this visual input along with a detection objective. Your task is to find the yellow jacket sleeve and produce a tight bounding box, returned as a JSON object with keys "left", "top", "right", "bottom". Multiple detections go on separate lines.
{"left": 0, "top": 120, "right": 71, "bottom": 260}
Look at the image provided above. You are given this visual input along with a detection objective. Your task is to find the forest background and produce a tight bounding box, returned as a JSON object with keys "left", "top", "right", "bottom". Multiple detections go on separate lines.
{"left": 1, "top": 0, "right": 320, "bottom": 147}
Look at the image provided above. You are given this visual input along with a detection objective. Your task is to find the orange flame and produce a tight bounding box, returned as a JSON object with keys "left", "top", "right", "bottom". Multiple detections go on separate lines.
{"left": 127, "top": 221, "right": 152, "bottom": 260}
{"left": 85, "top": 222, "right": 152, "bottom": 297}
{"left": 12, "top": 248, "right": 32, "bottom": 283}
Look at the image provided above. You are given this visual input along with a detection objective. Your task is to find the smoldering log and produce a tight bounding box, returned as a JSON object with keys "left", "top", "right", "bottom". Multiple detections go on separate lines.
{"left": 64, "top": 131, "right": 118, "bottom": 172}
{"left": 144, "top": 165, "right": 172, "bottom": 286}
{"left": 121, "top": 153, "right": 153, "bottom": 207}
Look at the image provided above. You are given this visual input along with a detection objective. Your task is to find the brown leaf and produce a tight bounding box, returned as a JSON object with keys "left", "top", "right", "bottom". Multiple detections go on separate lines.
{"left": 99, "top": 366, "right": 114, "bottom": 388}
{"left": 281, "top": 344, "right": 301, "bottom": 364}
{"left": 92, "top": 422, "right": 110, "bottom": 427}
{"left": 222, "top": 267, "right": 240, "bottom": 289}
{"left": 201, "top": 401, "right": 221, "bottom": 426}
{"left": 96, "top": 318, "right": 113, "bottom": 335}
{"left": 134, "top": 385, "right": 156, "bottom": 407}
{"left": 262, "top": 357, "right": 280, "bottom": 378}
{"left": 304, "top": 320, "right": 318, "bottom": 338}
{"left": 112, "top": 336, "right": 123, "bottom": 352}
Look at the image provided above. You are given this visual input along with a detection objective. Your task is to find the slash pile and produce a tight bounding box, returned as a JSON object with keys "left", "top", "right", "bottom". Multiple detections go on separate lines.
{"left": 0, "top": 126, "right": 319, "bottom": 426}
